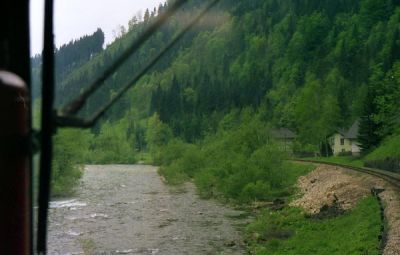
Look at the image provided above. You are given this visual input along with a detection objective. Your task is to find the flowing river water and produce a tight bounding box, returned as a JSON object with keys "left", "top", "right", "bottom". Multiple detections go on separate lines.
{"left": 48, "top": 165, "right": 247, "bottom": 255}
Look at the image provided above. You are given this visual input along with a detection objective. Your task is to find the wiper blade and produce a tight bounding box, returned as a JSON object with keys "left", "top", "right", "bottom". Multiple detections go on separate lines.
{"left": 59, "top": 0, "right": 188, "bottom": 116}
{"left": 56, "top": 0, "right": 220, "bottom": 128}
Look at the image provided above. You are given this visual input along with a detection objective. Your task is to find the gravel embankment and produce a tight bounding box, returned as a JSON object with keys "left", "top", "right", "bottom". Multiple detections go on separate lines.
{"left": 291, "top": 164, "right": 400, "bottom": 255}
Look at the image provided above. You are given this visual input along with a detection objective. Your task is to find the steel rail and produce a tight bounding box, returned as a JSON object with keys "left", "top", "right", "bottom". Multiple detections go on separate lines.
{"left": 293, "top": 159, "right": 400, "bottom": 189}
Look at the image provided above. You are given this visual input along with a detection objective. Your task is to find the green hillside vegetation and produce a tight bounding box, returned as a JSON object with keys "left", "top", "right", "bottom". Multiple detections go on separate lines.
{"left": 51, "top": 129, "right": 91, "bottom": 196}
{"left": 366, "top": 132, "right": 400, "bottom": 160}
{"left": 51, "top": 0, "right": 400, "bottom": 158}
{"left": 363, "top": 129, "right": 400, "bottom": 171}
{"left": 156, "top": 109, "right": 314, "bottom": 202}
{"left": 32, "top": 0, "right": 400, "bottom": 166}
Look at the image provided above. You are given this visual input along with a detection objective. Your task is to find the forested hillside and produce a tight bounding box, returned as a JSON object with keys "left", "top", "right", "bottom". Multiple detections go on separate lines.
{"left": 145, "top": 0, "right": 400, "bottom": 150}
{"left": 48, "top": 0, "right": 400, "bottom": 151}
{"left": 33, "top": 0, "right": 400, "bottom": 194}
{"left": 31, "top": 28, "right": 105, "bottom": 99}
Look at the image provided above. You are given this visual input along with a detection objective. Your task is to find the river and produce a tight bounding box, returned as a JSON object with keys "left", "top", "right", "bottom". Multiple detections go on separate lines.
{"left": 48, "top": 165, "right": 246, "bottom": 255}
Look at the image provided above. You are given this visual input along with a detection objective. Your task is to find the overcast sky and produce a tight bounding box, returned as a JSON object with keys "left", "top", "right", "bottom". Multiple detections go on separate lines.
{"left": 30, "top": 0, "right": 164, "bottom": 55}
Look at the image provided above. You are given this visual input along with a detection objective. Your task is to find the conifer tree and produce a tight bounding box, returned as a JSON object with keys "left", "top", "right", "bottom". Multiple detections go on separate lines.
{"left": 357, "top": 84, "right": 382, "bottom": 153}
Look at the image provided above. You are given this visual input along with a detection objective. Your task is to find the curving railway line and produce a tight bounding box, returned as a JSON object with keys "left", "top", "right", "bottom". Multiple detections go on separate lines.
{"left": 293, "top": 159, "right": 400, "bottom": 189}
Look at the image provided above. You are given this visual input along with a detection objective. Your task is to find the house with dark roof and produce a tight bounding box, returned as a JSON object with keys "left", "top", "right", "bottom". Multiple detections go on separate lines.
{"left": 271, "top": 128, "right": 297, "bottom": 152}
{"left": 329, "top": 120, "right": 361, "bottom": 156}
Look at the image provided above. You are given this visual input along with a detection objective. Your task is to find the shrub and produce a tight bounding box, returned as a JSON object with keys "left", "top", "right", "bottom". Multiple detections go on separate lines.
{"left": 146, "top": 113, "right": 173, "bottom": 163}
{"left": 158, "top": 162, "right": 188, "bottom": 185}
{"left": 240, "top": 181, "right": 271, "bottom": 202}
{"left": 194, "top": 168, "right": 218, "bottom": 198}
{"left": 156, "top": 139, "right": 191, "bottom": 166}
{"left": 178, "top": 146, "right": 205, "bottom": 177}
{"left": 156, "top": 111, "right": 314, "bottom": 203}
{"left": 52, "top": 128, "right": 90, "bottom": 196}
{"left": 89, "top": 120, "right": 136, "bottom": 164}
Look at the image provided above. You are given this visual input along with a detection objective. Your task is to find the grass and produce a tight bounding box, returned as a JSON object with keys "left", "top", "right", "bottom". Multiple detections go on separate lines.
{"left": 78, "top": 238, "right": 96, "bottom": 255}
{"left": 365, "top": 133, "right": 400, "bottom": 161}
{"left": 137, "top": 152, "right": 154, "bottom": 164}
{"left": 246, "top": 196, "right": 382, "bottom": 255}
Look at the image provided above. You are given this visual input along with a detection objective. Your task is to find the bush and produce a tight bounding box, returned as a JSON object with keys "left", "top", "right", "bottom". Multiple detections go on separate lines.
{"left": 155, "top": 139, "right": 188, "bottom": 166}
{"left": 146, "top": 113, "right": 173, "bottom": 163}
{"left": 156, "top": 111, "right": 315, "bottom": 203}
{"left": 158, "top": 161, "right": 189, "bottom": 185}
{"left": 178, "top": 146, "right": 205, "bottom": 178}
{"left": 52, "top": 161, "right": 83, "bottom": 197}
{"left": 240, "top": 181, "right": 271, "bottom": 202}
{"left": 89, "top": 120, "right": 136, "bottom": 164}
{"left": 156, "top": 141, "right": 205, "bottom": 184}
{"left": 194, "top": 168, "right": 218, "bottom": 198}
{"left": 52, "top": 128, "right": 90, "bottom": 197}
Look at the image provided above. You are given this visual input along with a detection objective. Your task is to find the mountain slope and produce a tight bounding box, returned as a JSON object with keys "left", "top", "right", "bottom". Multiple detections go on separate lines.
{"left": 33, "top": 0, "right": 400, "bottom": 155}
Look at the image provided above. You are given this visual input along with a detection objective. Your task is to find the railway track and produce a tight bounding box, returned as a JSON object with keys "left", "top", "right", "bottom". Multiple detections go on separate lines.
{"left": 293, "top": 159, "right": 400, "bottom": 189}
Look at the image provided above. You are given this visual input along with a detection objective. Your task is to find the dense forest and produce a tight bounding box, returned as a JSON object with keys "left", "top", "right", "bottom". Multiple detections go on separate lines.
{"left": 31, "top": 0, "right": 400, "bottom": 195}
{"left": 31, "top": 28, "right": 105, "bottom": 99}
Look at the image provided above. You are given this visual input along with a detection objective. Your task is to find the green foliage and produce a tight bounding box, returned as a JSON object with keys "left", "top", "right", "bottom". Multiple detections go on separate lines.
{"left": 158, "top": 160, "right": 190, "bottom": 185}
{"left": 52, "top": 129, "right": 92, "bottom": 196}
{"left": 374, "top": 62, "right": 400, "bottom": 137}
{"left": 142, "top": 0, "right": 399, "bottom": 150}
{"left": 30, "top": 0, "right": 400, "bottom": 160}
{"left": 157, "top": 139, "right": 205, "bottom": 184}
{"left": 155, "top": 139, "right": 190, "bottom": 166}
{"left": 89, "top": 120, "right": 137, "bottom": 164}
{"left": 246, "top": 197, "right": 381, "bottom": 255}
{"left": 156, "top": 110, "right": 314, "bottom": 203}
{"left": 358, "top": 66, "right": 385, "bottom": 153}
{"left": 31, "top": 29, "right": 105, "bottom": 100}
{"left": 78, "top": 238, "right": 96, "bottom": 255}
{"left": 365, "top": 132, "right": 400, "bottom": 160}
{"left": 146, "top": 113, "right": 173, "bottom": 164}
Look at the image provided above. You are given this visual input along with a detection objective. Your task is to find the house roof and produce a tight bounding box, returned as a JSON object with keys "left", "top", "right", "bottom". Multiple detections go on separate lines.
{"left": 344, "top": 120, "right": 359, "bottom": 139}
{"left": 333, "top": 120, "right": 360, "bottom": 139}
{"left": 271, "top": 128, "right": 297, "bottom": 139}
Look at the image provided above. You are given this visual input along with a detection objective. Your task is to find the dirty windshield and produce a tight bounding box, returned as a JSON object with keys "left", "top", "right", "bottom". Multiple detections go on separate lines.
{"left": 30, "top": 0, "right": 400, "bottom": 254}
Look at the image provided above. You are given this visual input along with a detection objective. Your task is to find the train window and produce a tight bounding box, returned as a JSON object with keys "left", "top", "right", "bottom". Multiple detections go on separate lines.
{"left": 25, "top": 0, "right": 400, "bottom": 254}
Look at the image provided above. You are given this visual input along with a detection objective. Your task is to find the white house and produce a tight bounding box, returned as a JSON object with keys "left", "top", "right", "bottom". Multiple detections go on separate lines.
{"left": 329, "top": 120, "right": 361, "bottom": 156}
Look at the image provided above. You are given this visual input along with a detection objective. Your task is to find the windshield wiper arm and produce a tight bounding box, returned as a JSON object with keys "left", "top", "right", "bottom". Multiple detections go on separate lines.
{"left": 56, "top": 0, "right": 220, "bottom": 128}
{"left": 59, "top": 0, "right": 188, "bottom": 116}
